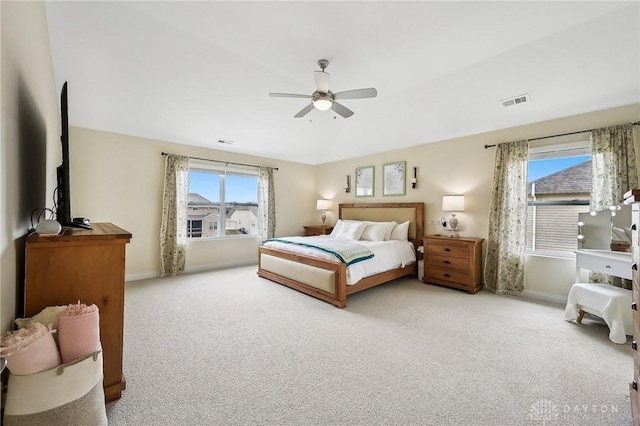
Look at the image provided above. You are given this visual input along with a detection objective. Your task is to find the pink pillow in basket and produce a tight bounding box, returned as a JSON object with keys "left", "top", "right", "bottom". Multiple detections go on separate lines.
{"left": 57, "top": 302, "right": 102, "bottom": 364}
{"left": 0, "top": 323, "right": 61, "bottom": 375}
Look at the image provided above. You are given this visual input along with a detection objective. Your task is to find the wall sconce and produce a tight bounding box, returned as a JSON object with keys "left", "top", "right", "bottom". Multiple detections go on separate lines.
{"left": 411, "top": 167, "right": 417, "bottom": 189}
{"left": 345, "top": 175, "right": 351, "bottom": 193}
{"left": 440, "top": 194, "right": 465, "bottom": 238}
{"left": 316, "top": 199, "right": 332, "bottom": 227}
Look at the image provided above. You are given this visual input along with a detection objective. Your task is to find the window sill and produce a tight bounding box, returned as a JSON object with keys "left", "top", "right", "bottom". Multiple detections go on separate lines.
{"left": 526, "top": 250, "right": 576, "bottom": 260}
{"left": 188, "top": 235, "right": 261, "bottom": 242}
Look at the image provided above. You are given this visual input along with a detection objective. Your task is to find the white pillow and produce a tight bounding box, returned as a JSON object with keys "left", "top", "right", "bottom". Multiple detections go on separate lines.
{"left": 329, "top": 220, "right": 344, "bottom": 237}
{"left": 361, "top": 222, "right": 396, "bottom": 242}
{"left": 334, "top": 221, "right": 367, "bottom": 240}
{"left": 390, "top": 220, "right": 410, "bottom": 241}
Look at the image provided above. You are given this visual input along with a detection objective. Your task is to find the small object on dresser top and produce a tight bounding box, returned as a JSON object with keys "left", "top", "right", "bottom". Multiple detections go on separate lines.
{"left": 35, "top": 219, "right": 62, "bottom": 235}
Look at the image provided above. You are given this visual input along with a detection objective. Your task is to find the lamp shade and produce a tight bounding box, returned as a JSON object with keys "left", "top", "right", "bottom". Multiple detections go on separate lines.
{"left": 316, "top": 199, "right": 331, "bottom": 211}
{"left": 442, "top": 195, "right": 465, "bottom": 212}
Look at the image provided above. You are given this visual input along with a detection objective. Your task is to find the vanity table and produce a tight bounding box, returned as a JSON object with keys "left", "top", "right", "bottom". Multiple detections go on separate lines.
{"left": 575, "top": 249, "right": 633, "bottom": 282}
{"left": 565, "top": 202, "right": 634, "bottom": 345}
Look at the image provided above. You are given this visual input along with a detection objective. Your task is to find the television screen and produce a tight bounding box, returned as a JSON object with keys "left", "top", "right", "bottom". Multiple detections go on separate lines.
{"left": 56, "top": 82, "right": 72, "bottom": 226}
{"left": 56, "top": 82, "right": 90, "bottom": 230}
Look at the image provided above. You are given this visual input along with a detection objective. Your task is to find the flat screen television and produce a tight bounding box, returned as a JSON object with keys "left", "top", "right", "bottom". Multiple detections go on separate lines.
{"left": 56, "top": 82, "right": 91, "bottom": 230}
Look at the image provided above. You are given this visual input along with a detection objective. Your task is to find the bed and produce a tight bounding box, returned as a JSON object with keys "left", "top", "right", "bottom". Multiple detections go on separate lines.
{"left": 257, "top": 202, "right": 424, "bottom": 308}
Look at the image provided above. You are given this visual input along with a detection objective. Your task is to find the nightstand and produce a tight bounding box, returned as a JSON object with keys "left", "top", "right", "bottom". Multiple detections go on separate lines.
{"left": 422, "top": 234, "right": 484, "bottom": 294}
{"left": 303, "top": 226, "right": 333, "bottom": 236}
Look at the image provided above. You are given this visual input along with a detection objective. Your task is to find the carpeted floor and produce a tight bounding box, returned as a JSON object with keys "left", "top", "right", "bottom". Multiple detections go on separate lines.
{"left": 106, "top": 265, "right": 633, "bottom": 425}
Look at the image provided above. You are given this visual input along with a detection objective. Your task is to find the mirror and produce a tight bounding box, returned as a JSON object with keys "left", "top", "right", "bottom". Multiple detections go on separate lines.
{"left": 578, "top": 204, "right": 631, "bottom": 252}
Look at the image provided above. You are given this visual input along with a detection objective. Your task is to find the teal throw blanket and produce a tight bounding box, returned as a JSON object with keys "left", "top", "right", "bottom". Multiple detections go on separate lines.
{"left": 264, "top": 236, "right": 374, "bottom": 266}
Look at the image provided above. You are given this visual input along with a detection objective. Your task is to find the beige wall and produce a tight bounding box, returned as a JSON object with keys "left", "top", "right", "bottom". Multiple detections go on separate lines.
{"left": 69, "top": 127, "right": 316, "bottom": 280}
{"left": 1, "top": 1, "right": 59, "bottom": 333}
{"left": 71, "top": 104, "right": 639, "bottom": 298}
{"left": 2, "top": 3, "right": 639, "bottom": 338}
{"left": 315, "top": 103, "right": 640, "bottom": 301}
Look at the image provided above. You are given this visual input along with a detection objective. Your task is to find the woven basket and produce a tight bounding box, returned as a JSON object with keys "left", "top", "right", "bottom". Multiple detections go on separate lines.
{"left": 3, "top": 351, "right": 107, "bottom": 426}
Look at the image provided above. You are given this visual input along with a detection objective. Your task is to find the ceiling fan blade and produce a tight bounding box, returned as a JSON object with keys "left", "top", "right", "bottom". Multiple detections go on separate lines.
{"left": 333, "top": 88, "right": 377, "bottom": 100}
{"left": 294, "top": 103, "right": 314, "bottom": 118}
{"left": 269, "top": 93, "right": 312, "bottom": 99}
{"left": 314, "top": 71, "right": 330, "bottom": 93}
{"left": 331, "top": 102, "right": 354, "bottom": 118}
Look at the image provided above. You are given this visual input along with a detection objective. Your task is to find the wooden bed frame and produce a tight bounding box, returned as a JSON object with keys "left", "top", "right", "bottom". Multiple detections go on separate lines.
{"left": 257, "top": 202, "right": 424, "bottom": 308}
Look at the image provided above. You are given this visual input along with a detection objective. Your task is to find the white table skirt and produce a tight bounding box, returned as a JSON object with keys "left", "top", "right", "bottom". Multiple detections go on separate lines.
{"left": 564, "top": 283, "right": 633, "bottom": 344}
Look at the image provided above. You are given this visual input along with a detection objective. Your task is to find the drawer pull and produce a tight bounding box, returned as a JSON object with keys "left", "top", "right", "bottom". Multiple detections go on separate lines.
{"left": 633, "top": 302, "right": 637, "bottom": 311}
{"left": 633, "top": 263, "right": 638, "bottom": 271}
{"left": 605, "top": 265, "right": 611, "bottom": 269}
{"left": 444, "top": 248, "right": 451, "bottom": 252}
{"left": 443, "top": 273, "right": 451, "bottom": 278}
{"left": 443, "top": 260, "right": 451, "bottom": 264}
{"left": 634, "top": 381, "right": 638, "bottom": 391}
{"left": 632, "top": 224, "right": 637, "bottom": 231}
{"left": 633, "top": 341, "right": 637, "bottom": 350}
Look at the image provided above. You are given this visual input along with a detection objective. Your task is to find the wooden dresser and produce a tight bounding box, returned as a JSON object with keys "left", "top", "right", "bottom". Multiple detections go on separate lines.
{"left": 24, "top": 223, "right": 131, "bottom": 402}
{"left": 303, "top": 225, "right": 333, "bottom": 236}
{"left": 626, "top": 188, "right": 640, "bottom": 425}
{"left": 422, "top": 234, "right": 484, "bottom": 294}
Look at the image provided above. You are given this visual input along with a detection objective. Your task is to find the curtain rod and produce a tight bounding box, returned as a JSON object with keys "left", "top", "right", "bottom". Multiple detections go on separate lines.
{"left": 483, "top": 121, "right": 640, "bottom": 149}
{"left": 161, "top": 152, "right": 278, "bottom": 170}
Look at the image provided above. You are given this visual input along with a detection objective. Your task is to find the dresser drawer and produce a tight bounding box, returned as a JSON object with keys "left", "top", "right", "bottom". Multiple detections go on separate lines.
{"left": 426, "top": 254, "right": 469, "bottom": 271}
{"left": 425, "top": 243, "right": 468, "bottom": 258}
{"left": 426, "top": 266, "right": 470, "bottom": 285}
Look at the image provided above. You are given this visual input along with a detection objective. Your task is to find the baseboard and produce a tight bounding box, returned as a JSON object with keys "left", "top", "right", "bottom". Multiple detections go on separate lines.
{"left": 125, "top": 260, "right": 257, "bottom": 282}
{"left": 184, "top": 260, "right": 256, "bottom": 275}
{"left": 522, "top": 289, "right": 567, "bottom": 305}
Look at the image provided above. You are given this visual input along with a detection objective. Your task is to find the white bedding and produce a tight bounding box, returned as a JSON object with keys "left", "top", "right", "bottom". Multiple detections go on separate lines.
{"left": 262, "top": 237, "right": 416, "bottom": 285}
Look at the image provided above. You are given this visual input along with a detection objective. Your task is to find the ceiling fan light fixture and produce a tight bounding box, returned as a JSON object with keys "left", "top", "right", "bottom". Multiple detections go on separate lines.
{"left": 313, "top": 97, "right": 332, "bottom": 111}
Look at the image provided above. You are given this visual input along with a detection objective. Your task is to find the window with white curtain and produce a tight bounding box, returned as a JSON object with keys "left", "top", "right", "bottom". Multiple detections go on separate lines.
{"left": 527, "top": 141, "right": 591, "bottom": 255}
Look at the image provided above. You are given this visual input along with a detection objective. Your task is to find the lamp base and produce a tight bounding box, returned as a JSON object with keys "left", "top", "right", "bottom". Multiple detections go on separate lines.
{"left": 449, "top": 214, "right": 460, "bottom": 238}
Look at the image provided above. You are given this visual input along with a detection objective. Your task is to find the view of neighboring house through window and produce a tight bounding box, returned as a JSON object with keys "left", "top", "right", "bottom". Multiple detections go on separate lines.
{"left": 527, "top": 141, "right": 591, "bottom": 254}
{"left": 187, "top": 163, "right": 260, "bottom": 239}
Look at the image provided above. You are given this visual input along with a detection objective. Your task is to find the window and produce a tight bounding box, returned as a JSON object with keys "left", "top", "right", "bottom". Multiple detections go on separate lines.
{"left": 187, "top": 219, "right": 203, "bottom": 238}
{"left": 527, "top": 141, "right": 591, "bottom": 255}
{"left": 187, "top": 162, "right": 260, "bottom": 239}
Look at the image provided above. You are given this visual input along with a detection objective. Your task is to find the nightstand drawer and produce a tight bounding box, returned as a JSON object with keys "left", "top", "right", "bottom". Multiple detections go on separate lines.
{"left": 426, "top": 266, "right": 470, "bottom": 285}
{"left": 426, "top": 255, "right": 469, "bottom": 271}
{"left": 303, "top": 226, "right": 333, "bottom": 236}
{"left": 425, "top": 243, "right": 468, "bottom": 258}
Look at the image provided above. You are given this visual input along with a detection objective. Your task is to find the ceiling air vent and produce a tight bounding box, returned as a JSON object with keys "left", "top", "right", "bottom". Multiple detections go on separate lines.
{"left": 501, "top": 93, "right": 530, "bottom": 107}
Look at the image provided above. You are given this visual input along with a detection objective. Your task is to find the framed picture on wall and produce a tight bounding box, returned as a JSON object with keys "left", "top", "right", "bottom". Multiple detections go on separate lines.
{"left": 355, "top": 165, "right": 374, "bottom": 197}
{"left": 383, "top": 161, "right": 406, "bottom": 196}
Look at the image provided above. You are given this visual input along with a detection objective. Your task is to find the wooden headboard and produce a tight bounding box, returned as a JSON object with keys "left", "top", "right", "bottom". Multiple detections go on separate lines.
{"left": 338, "top": 202, "right": 425, "bottom": 247}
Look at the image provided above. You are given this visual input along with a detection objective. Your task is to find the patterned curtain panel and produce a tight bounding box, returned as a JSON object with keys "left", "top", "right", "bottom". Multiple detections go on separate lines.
{"left": 484, "top": 140, "right": 529, "bottom": 295}
{"left": 160, "top": 154, "right": 189, "bottom": 277}
{"left": 259, "top": 167, "right": 276, "bottom": 241}
{"left": 590, "top": 123, "right": 639, "bottom": 209}
{"left": 589, "top": 123, "right": 639, "bottom": 289}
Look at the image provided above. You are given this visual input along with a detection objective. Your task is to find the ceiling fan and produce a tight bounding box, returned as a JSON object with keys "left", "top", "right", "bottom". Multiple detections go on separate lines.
{"left": 269, "top": 59, "right": 377, "bottom": 118}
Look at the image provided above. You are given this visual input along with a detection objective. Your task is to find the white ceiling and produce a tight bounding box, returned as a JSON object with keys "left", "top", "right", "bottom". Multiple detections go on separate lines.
{"left": 45, "top": 1, "right": 640, "bottom": 165}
